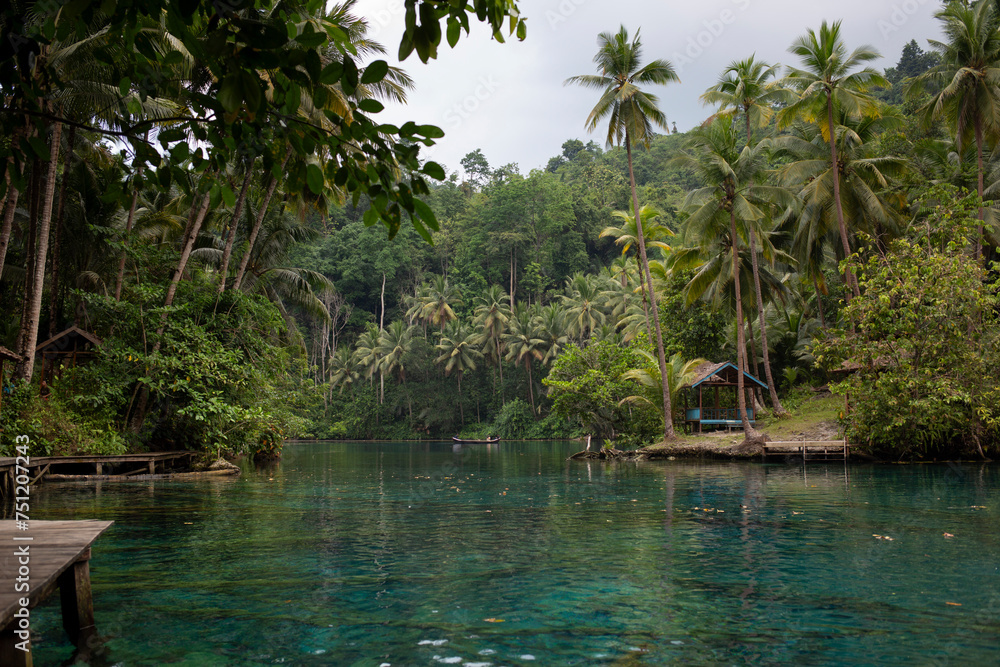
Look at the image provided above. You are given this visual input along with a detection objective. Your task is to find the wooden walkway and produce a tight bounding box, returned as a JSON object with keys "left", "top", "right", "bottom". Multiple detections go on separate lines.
{"left": 764, "top": 440, "right": 850, "bottom": 462}
{"left": 0, "top": 520, "right": 113, "bottom": 665}
{"left": 0, "top": 452, "right": 196, "bottom": 497}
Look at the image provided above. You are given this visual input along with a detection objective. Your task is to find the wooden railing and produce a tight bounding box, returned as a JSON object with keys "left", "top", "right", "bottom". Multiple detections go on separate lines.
{"left": 685, "top": 408, "right": 755, "bottom": 421}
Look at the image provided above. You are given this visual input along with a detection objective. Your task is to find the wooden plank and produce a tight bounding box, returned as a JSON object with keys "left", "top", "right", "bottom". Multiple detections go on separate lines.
{"left": 0, "top": 520, "right": 113, "bottom": 631}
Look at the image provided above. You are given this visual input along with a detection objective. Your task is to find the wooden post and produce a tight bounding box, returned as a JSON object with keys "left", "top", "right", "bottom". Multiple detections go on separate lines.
{"left": 698, "top": 386, "right": 703, "bottom": 433}
{"left": 148, "top": 460, "right": 155, "bottom": 475}
{"left": 0, "top": 622, "right": 33, "bottom": 667}
{"left": 95, "top": 462, "right": 102, "bottom": 475}
{"left": 57, "top": 548, "right": 97, "bottom": 648}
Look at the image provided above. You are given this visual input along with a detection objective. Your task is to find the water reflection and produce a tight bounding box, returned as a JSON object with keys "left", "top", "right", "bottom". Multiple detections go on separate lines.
{"left": 10, "top": 442, "right": 1000, "bottom": 666}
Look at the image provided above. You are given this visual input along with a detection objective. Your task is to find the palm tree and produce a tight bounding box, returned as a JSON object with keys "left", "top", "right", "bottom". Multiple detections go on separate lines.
{"left": 672, "top": 118, "right": 794, "bottom": 439}
{"left": 701, "top": 55, "right": 791, "bottom": 146}
{"left": 565, "top": 25, "right": 680, "bottom": 441}
{"left": 775, "top": 113, "right": 909, "bottom": 264}
{"left": 435, "top": 320, "right": 482, "bottom": 425}
{"left": 535, "top": 303, "right": 570, "bottom": 368}
{"left": 780, "top": 20, "right": 888, "bottom": 298}
{"left": 472, "top": 285, "right": 511, "bottom": 391}
{"left": 600, "top": 204, "right": 673, "bottom": 339}
{"left": 329, "top": 346, "right": 360, "bottom": 394}
{"left": 504, "top": 303, "right": 545, "bottom": 416}
{"left": 416, "top": 274, "right": 462, "bottom": 331}
{"left": 353, "top": 324, "right": 383, "bottom": 400}
{"left": 907, "top": 0, "right": 1000, "bottom": 261}
{"left": 703, "top": 57, "right": 794, "bottom": 416}
{"left": 621, "top": 351, "right": 707, "bottom": 422}
{"left": 561, "top": 272, "right": 608, "bottom": 344}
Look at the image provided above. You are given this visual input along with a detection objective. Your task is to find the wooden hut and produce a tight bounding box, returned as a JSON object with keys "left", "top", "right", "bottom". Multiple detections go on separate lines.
{"left": 0, "top": 346, "right": 23, "bottom": 415}
{"left": 681, "top": 361, "right": 767, "bottom": 433}
{"left": 34, "top": 325, "right": 103, "bottom": 383}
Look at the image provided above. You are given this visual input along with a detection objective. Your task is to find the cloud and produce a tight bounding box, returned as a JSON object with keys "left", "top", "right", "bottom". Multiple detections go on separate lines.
{"left": 352, "top": 0, "right": 941, "bottom": 178}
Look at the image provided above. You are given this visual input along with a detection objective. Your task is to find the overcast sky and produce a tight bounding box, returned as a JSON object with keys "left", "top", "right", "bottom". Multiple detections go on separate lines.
{"left": 353, "top": 0, "right": 943, "bottom": 177}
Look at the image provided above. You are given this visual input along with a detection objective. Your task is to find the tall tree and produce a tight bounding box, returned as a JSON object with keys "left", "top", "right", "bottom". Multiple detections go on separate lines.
{"left": 780, "top": 20, "right": 888, "bottom": 298}
{"left": 907, "top": 0, "right": 1000, "bottom": 261}
{"left": 565, "top": 25, "right": 681, "bottom": 441}
{"left": 703, "top": 57, "right": 792, "bottom": 416}
{"left": 504, "top": 303, "right": 544, "bottom": 416}
{"left": 673, "top": 118, "right": 794, "bottom": 440}
{"left": 435, "top": 320, "right": 482, "bottom": 425}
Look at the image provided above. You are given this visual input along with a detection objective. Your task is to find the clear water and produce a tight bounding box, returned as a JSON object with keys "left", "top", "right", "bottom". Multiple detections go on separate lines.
{"left": 16, "top": 441, "right": 1000, "bottom": 665}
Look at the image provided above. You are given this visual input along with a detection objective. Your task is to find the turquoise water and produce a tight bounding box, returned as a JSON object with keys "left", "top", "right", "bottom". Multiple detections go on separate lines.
{"left": 17, "top": 441, "right": 1000, "bottom": 665}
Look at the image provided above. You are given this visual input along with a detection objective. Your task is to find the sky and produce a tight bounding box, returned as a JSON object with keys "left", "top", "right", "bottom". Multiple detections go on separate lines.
{"left": 352, "top": 0, "right": 943, "bottom": 178}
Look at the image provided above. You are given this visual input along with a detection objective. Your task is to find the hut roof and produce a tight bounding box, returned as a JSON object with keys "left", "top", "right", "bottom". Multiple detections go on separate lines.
{"left": 35, "top": 325, "right": 103, "bottom": 354}
{"left": 683, "top": 361, "right": 768, "bottom": 390}
{"left": 0, "top": 346, "right": 22, "bottom": 363}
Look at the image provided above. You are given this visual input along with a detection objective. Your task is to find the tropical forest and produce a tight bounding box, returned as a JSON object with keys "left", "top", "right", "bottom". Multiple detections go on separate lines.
{"left": 4, "top": 2, "right": 1000, "bottom": 665}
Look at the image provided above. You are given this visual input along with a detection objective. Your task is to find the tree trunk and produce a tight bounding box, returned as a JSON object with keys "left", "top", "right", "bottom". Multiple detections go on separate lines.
{"left": 114, "top": 130, "right": 150, "bottom": 300}
{"left": 525, "top": 357, "right": 536, "bottom": 417}
{"left": 458, "top": 372, "right": 464, "bottom": 426}
{"left": 747, "top": 224, "right": 786, "bottom": 415}
{"left": 626, "top": 134, "right": 674, "bottom": 440}
{"left": 48, "top": 124, "right": 75, "bottom": 338}
{"left": 730, "top": 208, "right": 760, "bottom": 439}
{"left": 828, "top": 94, "right": 859, "bottom": 299}
{"left": 129, "top": 189, "right": 212, "bottom": 433}
{"left": 0, "top": 185, "right": 18, "bottom": 282}
{"left": 813, "top": 274, "right": 827, "bottom": 329}
{"left": 233, "top": 147, "right": 291, "bottom": 291}
{"left": 15, "top": 120, "right": 62, "bottom": 382}
{"left": 217, "top": 168, "right": 254, "bottom": 294}
{"left": 636, "top": 255, "right": 653, "bottom": 342}
{"left": 975, "top": 115, "right": 984, "bottom": 263}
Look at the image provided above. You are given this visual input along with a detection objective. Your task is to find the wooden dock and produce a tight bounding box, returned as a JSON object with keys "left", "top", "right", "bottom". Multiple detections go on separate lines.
{"left": 0, "top": 520, "right": 113, "bottom": 665}
{"left": 763, "top": 440, "right": 850, "bottom": 462}
{"left": 0, "top": 452, "right": 196, "bottom": 497}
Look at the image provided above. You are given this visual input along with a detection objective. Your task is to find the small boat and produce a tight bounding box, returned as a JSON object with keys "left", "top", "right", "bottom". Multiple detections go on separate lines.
{"left": 452, "top": 436, "right": 500, "bottom": 444}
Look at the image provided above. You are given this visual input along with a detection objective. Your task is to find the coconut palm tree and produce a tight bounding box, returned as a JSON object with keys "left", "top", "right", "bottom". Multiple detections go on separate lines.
{"left": 435, "top": 320, "right": 482, "bottom": 425}
{"left": 415, "top": 274, "right": 462, "bottom": 331}
{"left": 672, "top": 118, "right": 795, "bottom": 439}
{"left": 701, "top": 55, "right": 791, "bottom": 146}
{"left": 907, "top": 0, "right": 1000, "bottom": 261}
{"left": 329, "top": 346, "right": 360, "bottom": 394}
{"left": 703, "top": 57, "right": 795, "bottom": 416}
{"left": 560, "top": 272, "right": 608, "bottom": 344}
{"left": 504, "top": 303, "right": 545, "bottom": 416}
{"left": 780, "top": 20, "right": 888, "bottom": 299}
{"left": 620, "top": 351, "right": 707, "bottom": 422}
{"left": 472, "top": 284, "right": 511, "bottom": 392}
{"left": 600, "top": 204, "right": 673, "bottom": 339}
{"left": 536, "top": 303, "right": 570, "bottom": 368}
{"left": 565, "top": 24, "right": 680, "bottom": 441}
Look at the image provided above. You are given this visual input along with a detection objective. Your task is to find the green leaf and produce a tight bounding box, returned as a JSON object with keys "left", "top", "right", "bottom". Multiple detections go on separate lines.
{"left": 306, "top": 163, "right": 325, "bottom": 195}
{"left": 412, "top": 198, "right": 439, "bottom": 232}
{"left": 417, "top": 124, "right": 445, "bottom": 139}
{"left": 363, "top": 206, "right": 380, "bottom": 227}
{"left": 220, "top": 184, "right": 236, "bottom": 209}
{"left": 422, "top": 162, "right": 446, "bottom": 181}
{"left": 217, "top": 74, "right": 242, "bottom": 113}
{"left": 319, "top": 61, "right": 343, "bottom": 86}
{"left": 360, "top": 60, "right": 389, "bottom": 85}
{"left": 358, "top": 99, "right": 384, "bottom": 114}
{"left": 447, "top": 19, "right": 461, "bottom": 48}
{"left": 28, "top": 136, "right": 50, "bottom": 161}
{"left": 119, "top": 77, "right": 131, "bottom": 97}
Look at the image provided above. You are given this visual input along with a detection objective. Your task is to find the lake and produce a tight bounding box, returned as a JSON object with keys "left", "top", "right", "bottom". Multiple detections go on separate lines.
{"left": 20, "top": 441, "right": 1000, "bottom": 665}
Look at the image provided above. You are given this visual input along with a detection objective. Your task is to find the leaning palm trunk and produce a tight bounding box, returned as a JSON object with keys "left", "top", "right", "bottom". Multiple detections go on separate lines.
{"left": 828, "top": 96, "right": 860, "bottom": 299}
{"left": 729, "top": 208, "right": 760, "bottom": 439}
{"left": 114, "top": 130, "right": 150, "bottom": 300}
{"left": 48, "top": 124, "right": 75, "bottom": 337}
{"left": 130, "top": 189, "right": 212, "bottom": 433}
{"left": 0, "top": 185, "right": 18, "bottom": 281}
{"left": 217, "top": 168, "right": 254, "bottom": 294}
{"left": 233, "top": 147, "right": 291, "bottom": 291}
{"left": 15, "top": 119, "right": 62, "bottom": 382}
{"left": 747, "top": 229, "right": 786, "bottom": 415}
{"left": 627, "top": 135, "right": 675, "bottom": 440}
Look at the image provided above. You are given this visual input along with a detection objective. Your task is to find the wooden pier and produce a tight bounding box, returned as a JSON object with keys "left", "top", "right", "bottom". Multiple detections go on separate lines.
{"left": 764, "top": 440, "right": 850, "bottom": 462}
{"left": 0, "top": 452, "right": 196, "bottom": 497}
{"left": 1, "top": 520, "right": 113, "bottom": 666}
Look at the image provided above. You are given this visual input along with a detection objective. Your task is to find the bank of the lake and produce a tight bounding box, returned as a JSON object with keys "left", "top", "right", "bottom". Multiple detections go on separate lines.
{"left": 17, "top": 440, "right": 1000, "bottom": 665}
